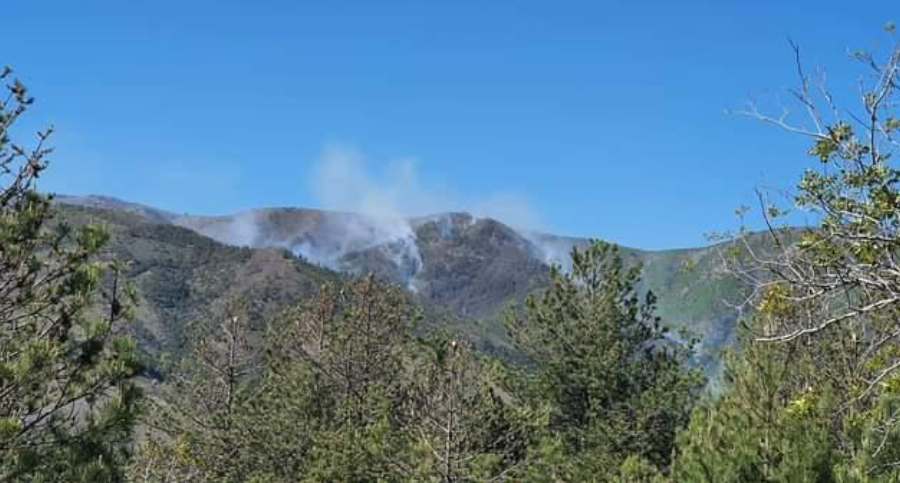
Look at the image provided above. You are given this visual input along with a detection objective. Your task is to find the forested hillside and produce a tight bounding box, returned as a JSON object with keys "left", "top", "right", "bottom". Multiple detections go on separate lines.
{"left": 4, "top": 25, "right": 900, "bottom": 483}
{"left": 59, "top": 196, "right": 752, "bottom": 374}
{"left": 54, "top": 204, "right": 335, "bottom": 365}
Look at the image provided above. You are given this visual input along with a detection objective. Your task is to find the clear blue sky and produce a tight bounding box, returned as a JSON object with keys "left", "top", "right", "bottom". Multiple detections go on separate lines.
{"left": 5, "top": 1, "right": 896, "bottom": 249}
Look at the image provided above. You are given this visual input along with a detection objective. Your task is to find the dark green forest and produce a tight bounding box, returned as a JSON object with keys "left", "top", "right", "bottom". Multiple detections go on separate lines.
{"left": 4, "top": 29, "right": 900, "bottom": 482}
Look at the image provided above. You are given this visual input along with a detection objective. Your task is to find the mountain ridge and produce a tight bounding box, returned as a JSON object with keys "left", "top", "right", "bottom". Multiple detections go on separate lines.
{"left": 55, "top": 194, "right": 754, "bottom": 372}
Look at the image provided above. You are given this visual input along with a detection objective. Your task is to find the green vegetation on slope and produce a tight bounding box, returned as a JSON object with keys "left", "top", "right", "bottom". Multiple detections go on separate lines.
{"left": 54, "top": 204, "right": 336, "bottom": 370}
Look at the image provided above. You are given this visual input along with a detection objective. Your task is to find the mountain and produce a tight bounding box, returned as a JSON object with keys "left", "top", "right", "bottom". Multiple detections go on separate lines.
{"left": 56, "top": 195, "right": 753, "bottom": 371}
{"left": 56, "top": 194, "right": 178, "bottom": 225}
{"left": 54, "top": 201, "right": 335, "bottom": 372}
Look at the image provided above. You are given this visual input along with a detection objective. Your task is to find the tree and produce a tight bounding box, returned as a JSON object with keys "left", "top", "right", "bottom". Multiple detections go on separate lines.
{"left": 404, "top": 334, "right": 531, "bottom": 482}
{"left": 131, "top": 275, "right": 424, "bottom": 482}
{"left": 277, "top": 274, "right": 420, "bottom": 481}
{"left": 673, "top": 299, "right": 900, "bottom": 481}
{"left": 727, "top": 26, "right": 900, "bottom": 390}
{"left": 275, "top": 274, "right": 417, "bottom": 423}
{"left": 698, "top": 26, "right": 900, "bottom": 477}
{"left": 504, "top": 240, "right": 704, "bottom": 479}
{"left": 130, "top": 297, "right": 263, "bottom": 482}
{"left": 672, "top": 322, "right": 839, "bottom": 482}
{"left": 281, "top": 278, "right": 537, "bottom": 482}
{"left": 0, "top": 67, "right": 141, "bottom": 481}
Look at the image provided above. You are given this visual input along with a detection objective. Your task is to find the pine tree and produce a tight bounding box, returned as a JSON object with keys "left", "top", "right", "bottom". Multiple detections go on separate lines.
{"left": 130, "top": 297, "right": 265, "bottom": 482}
{"left": 404, "top": 334, "right": 531, "bottom": 481}
{"left": 504, "top": 240, "right": 704, "bottom": 480}
{"left": 0, "top": 67, "right": 141, "bottom": 481}
{"left": 275, "top": 275, "right": 420, "bottom": 481}
{"left": 671, "top": 323, "right": 838, "bottom": 482}
{"left": 131, "top": 275, "right": 423, "bottom": 481}
{"left": 671, "top": 296, "right": 900, "bottom": 481}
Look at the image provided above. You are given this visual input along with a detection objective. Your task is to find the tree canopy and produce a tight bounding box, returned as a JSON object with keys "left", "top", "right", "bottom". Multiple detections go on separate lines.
{"left": 0, "top": 67, "right": 140, "bottom": 481}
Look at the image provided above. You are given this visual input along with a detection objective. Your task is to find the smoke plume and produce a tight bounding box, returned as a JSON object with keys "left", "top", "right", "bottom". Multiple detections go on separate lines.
{"left": 311, "top": 143, "right": 543, "bottom": 229}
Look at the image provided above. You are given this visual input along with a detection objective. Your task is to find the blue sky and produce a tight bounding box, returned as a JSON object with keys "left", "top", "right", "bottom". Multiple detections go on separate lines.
{"left": 4, "top": 1, "right": 896, "bottom": 249}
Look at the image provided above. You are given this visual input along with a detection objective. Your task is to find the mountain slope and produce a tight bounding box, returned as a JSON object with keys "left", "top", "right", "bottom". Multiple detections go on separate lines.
{"left": 57, "top": 195, "right": 754, "bottom": 371}
{"left": 54, "top": 202, "right": 335, "bottom": 367}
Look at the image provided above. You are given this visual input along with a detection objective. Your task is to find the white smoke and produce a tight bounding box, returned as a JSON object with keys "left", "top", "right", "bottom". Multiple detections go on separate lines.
{"left": 472, "top": 193, "right": 543, "bottom": 232}
{"left": 187, "top": 143, "right": 551, "bottom": 289}
{"left": 520, "top": 232, "right": 581, "bottom": 273}
{"left": 310, "top": 144, "right": 425, "bottom": 288}
{"left": 311, "top": 143, "right": 543, "bottom": 229}
{"left": 308, "top": 143, "right": 547, "bottom": 287}
{"left": 313, "top": 144, "right": 446, "bottom": 221}
{"left": 221, "top": 211, "right": 260, "bottom": 247}
{"left": 173, "top": 211, "right": 261, "bottom": 248}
